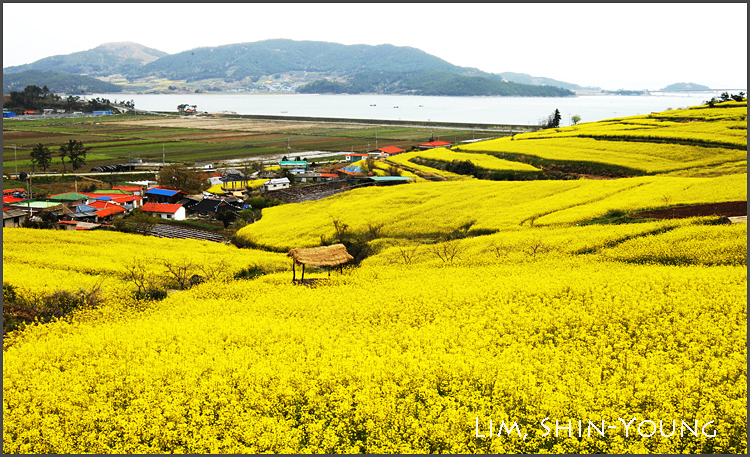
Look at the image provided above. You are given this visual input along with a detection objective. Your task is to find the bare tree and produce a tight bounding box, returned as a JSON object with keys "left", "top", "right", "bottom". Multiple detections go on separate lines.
{"left": 161, "top": 258, "right": 197, "bottom": 290}
{"left": 523, "top": 237, "right": 552, "bottom": 259}
{"left": 124, "top": 258, "right": 156, "bottom": 295}
{"left": 431, "top": 238, "right": 465, "bottom": 264}
{"left": 365, "top": 221, "right": 385, "bottom": 241}
{"left": 396, "top": 242, "right": 422, "bottom": 265}
{"left": 196, "top": 256, "right": 232, "bottom": 282}
{"left": 487, "top": 240, "right": 513, "bottom": 259}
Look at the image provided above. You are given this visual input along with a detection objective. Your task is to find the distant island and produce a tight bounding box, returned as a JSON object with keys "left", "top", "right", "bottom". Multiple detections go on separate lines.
{"left": 3, "top": 40, "right": 578, "bottom": 97}
{"left": 660, "top": 82, "right": 711, "bottom": 91}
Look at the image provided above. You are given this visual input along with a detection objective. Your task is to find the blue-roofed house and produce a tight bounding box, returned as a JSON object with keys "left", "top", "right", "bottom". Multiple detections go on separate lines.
{"left": 144, "top": 187, "right": 188, "bottom": 204}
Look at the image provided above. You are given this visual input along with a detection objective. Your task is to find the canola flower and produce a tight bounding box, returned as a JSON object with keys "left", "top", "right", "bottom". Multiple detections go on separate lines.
{"left": 236, "top": 174, "right": 746, "bottom": 250}
{"left": 206, "top": 179, "right": 268, "bottom": 195}
{"left": 458, "top": 103, "right": 746, "bottom": 176}
{"left": 391, "top": 148, "right": 541, "bottom": 172}
{"left": 3, "top": 103, "right": 747, "bottom": 454}
{"left": 3, "top": 250, "right": 746, "bottom": 453}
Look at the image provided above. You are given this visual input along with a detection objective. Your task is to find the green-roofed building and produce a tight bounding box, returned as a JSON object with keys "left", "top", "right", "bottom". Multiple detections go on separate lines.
{"left": 6, "top": 199, "right": 64, "bottom": 216}
{"left": 48, "top": 192, "right": 91, "bottom": 202}
{"left": 278, "top": 160, "right": 309, "bottom": 171}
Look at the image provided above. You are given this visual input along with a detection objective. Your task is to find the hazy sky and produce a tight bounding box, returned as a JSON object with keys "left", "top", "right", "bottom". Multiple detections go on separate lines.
{"left": 3, "top": 3, "right": 747, "bottom": 90}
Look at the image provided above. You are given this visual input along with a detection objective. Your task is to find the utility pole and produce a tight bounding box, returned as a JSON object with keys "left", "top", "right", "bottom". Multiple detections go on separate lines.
{"left": 14, "top": 144, "right": 18, "bottom": 176}
{"left": 287, "top": 138, "right": 291, "bottom": 155}
{"left": 375, "top": 132, "right": 378, "bottom": 150}
{"left": 162, "top": 144, "right": 165, "bottom": 164}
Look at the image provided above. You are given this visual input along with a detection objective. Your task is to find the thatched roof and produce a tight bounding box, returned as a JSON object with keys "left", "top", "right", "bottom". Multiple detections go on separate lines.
{"left": 288, "top": 244, "right": 353, "bottom": 267}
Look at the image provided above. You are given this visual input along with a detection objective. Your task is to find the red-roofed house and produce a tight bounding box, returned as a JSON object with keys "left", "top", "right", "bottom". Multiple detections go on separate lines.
{"left": 88, "top": 200, "right": 123, "bottom": 210}
{"left": 418, "top": 140, "right": 452, "bottom": 150}
{"left": 3, "top": 195, "right": 25, "bottom": 205}
{"left": 377, "top": 146, "right": 405, "bottom": 156}
{"left": 95, "top": 205, "right": 126, "bottom": 221}
{"left": 112, "top": 186, "right": 145, "bottom": 196}
{"left": 141, "top": 202, "right": 186, "bottom": 220}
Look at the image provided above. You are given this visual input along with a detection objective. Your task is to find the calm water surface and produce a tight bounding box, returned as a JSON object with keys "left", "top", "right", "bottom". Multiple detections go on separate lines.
{"left": 91, "top": 93, "right": 717, "bottom": 126}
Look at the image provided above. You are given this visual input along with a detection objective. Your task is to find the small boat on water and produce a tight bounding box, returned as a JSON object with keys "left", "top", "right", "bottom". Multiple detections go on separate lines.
{"left": 419, "top": 105, "right": 424, "bottom": 107}
{"left": 370, "top": 104, "right": 376, "bottom": 106}
{"left": 281, "top": 111, "right": 288, "bottom": 113}
{"left": 393, "top": 106, "right": 399, "bottom": 108}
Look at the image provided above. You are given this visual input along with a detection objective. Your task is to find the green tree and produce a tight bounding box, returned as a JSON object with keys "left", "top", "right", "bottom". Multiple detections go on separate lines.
{"left": 30, "top": 143, "right": 52, "bottom": 172}
{"left": 540, "top": 109, "right": 562, "bottom": 129}
{"left": 113, "top": 208, "right": 158, "bottom": 235}
{"left": 571, "top": 114, "right": 581, "bottom": 125}
{"left": 58, "top": 140, "right": 90, "bottom": 172}
{"left": 156, "top": 163, "right": 208, "bottom": 194}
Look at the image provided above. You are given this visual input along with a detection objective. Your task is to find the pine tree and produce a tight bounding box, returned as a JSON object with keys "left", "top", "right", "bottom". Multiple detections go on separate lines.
{"left": 30, "top": 143, "right": 52, "bottom": 172}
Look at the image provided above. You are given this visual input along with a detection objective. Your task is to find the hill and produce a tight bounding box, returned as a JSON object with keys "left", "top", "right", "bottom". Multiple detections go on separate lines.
{"left": 3, "top": 100, "right": 747, "bottom": 454}
{"left": 458, "top": 100, "right": 747, "bottom": 178}
{"left": 296, "top": 70, "right": 574, "bottom": 96}
{"left": 3, "top": 42, "right": 169, "bottom": 76}
{"left": 2, "top": 70, "right": 124, "bottom": 95}
{"left": 660, "top": 82, "right": 711, "bottom": 91}
{"left": 4, "top": 39, "right": 586, "bottom": 95}
{"left": 133, "top": 39, "right": 458, "bottom": 82}
{"left": 493, "top": 71, "right": 600, "bottom": 91}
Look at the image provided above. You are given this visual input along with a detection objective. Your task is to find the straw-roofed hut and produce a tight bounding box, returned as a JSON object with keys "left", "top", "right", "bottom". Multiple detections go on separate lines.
{"left": 288, "top": 243, "right": 353, "bottom": 282}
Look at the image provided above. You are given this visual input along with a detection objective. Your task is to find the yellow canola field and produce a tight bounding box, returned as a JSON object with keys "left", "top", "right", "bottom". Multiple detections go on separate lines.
{"left": 386, "top": 150, "right": 468, "bottom": 178}
{"left": 393, "top": 148, "right": 541, "bottom": 172}
{"left": 3, "top": 103, "right": 748, "bottom": 454}
{"left": 3, "top": 254, "right": 746, "bottom": 453}
{"left": 236, "top": 174, "right": 746, "bottom": 250}
{"left": 206, "top": 178, "right": 268, "bottom": 194}
{"left": 351, "top": 159, "right": 422, "bottom": 180}
{"left": 458, "top": 103, "right": 747, "bottom": 176}
{"left": 2, "top": 229, "right": 290, "bottom": 304}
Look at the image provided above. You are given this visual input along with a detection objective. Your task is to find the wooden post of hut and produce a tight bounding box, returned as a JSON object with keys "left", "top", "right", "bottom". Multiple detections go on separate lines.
{"left": 288, "top": 244, "right": 354, "bottom": 284}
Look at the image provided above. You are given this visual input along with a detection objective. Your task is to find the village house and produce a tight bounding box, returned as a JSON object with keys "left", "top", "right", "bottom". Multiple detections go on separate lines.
{"left": 3, "top": 209, "right": 28, "bottom": 228}
{"left": 345, "top": 153, "right": 369, "bottom": 162}
{"left": 48, "top": 192, "right": 91, "bottom": 208}
{"left": 184, "top": 198, "right": 243, "bottom": 218}
{"left": 376, "top": 146, "right": 405, "bottom": 157}
{"left": 144, "top": 188, "right": 188, "bottom": 204}
{"left": 141, "top": 202, "right": 187, "bottom": 221}
{"left": 278, "top": 160, "right": 309, "bottom": 172}
{"left": 112, "top": 186, "right": 145, "bottom": 196}
{"left": 94, "top": 205, "right": 126, "bottom": 222}
{"left": 262, "top": 177, "right": 291, "bottom": 191}
{"left": 418, "top": 140, "right": 452, "bottom": 150}
{"left": 57, "top": 220, "right": 102, "bottom": 231}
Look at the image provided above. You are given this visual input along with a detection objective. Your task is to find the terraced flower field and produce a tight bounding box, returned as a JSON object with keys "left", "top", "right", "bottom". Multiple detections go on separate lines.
{"left": 3, "top": 102, "right": 747, "bottom": 453}
{"left": 456, "top": 101, "right": 747, "bottom": 177}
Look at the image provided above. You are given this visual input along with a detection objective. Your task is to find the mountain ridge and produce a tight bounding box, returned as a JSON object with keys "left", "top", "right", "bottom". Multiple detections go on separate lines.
{"left": 4, "top": 39, "right": 582, "bottom": 96}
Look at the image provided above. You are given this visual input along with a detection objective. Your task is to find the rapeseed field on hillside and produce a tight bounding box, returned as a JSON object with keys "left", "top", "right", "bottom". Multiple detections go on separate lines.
{"left": 3, "top": 102, "right": 747, "bottom": 453}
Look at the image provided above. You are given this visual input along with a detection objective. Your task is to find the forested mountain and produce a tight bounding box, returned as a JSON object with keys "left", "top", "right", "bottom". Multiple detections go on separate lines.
{"left": 3, "top": 39, "right": 583, "bottom": 96}
{"left": 297, "top": 70, "right": 574, "bottom": 96}
{"left": 132, "top": 39, "right": 459, "bottom": 82}
{"left": 3, "top": 70, "right": 123, "bottom": 94}
{"left": 3, "top": 42, "right": 168, "bottom": 76}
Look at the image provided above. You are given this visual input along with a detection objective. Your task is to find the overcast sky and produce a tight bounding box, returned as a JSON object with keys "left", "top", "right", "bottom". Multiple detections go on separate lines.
{"left": 3, "top": 3, "right": 747, "bottom": 90}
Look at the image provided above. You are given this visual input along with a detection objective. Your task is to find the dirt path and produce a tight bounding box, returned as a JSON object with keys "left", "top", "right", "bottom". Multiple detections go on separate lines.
{"left": 631, "top": 201, "right": 747, "bottom": 219}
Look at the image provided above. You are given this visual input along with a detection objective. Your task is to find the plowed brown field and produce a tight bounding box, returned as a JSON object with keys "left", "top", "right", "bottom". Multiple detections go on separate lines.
{"left": 632, "top": 201, "right": 747, "bottom": 219}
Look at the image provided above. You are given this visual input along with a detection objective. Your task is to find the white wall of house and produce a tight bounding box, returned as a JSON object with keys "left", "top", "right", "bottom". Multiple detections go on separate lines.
{"left": 151, "top": 207, "right": 186, "bottom": 221}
